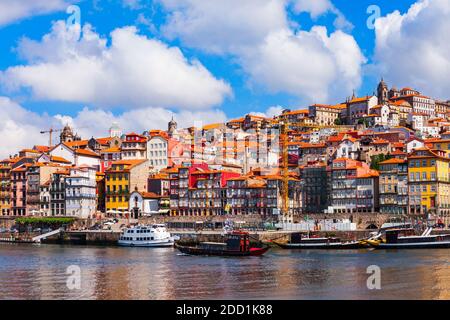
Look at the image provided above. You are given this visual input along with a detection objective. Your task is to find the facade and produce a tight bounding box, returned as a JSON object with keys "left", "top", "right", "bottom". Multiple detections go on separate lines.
{"left": 379, "top": 158, "right": 408, "bottom": 215}
{"left": 298, "top": 143, "right": 327, "bottom": 166}
{"left": 121, "top": 132, "right": 148, "bottom": 160}
{"left": 105, "top": 159, "right": 149, "bottom": 214}
{"left": 100, "top": 147, "right": 121, "bottom": 172}
{"left": 300, "top": 162, "right": 330, "bottom": 214}
{"left": 407, "top": 148, "right": 450, "bottom": 224}
{"left": 147, "top": 135, "right": 168, "bottom": 172}
{"left": 308, "top": 104, "right": 342, "bottom": 126}
{"left": 129, "top": 191, "right": 161, "bottom": 218}
{"left": 40, "top": 181, "right": 51, "bottom": 216}
{"left": 0, "top": 159, "right": 12, "bottom": 215}
{"left": 330, "top": 158, "right": 379, "bottom": 214}
{"left": 50, "top": 170, "right": 69, "bottom": 216}
{"left": 169, "top": 164, "right": 240, "bottom": 216}
{"left": 346, "top": 95, "right": 379, "bottom": 124}
{"left": 226, "top": 170, "right": 302, "bottom": 218}
{"left": 65, "top": 167, "right": 97, "bottom": 218}
{"left": 10, "top": 165, "right": 28, "bottom": 216}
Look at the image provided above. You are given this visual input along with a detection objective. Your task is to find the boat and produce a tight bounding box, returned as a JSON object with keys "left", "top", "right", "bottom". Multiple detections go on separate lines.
{"left": 118, "top": 224, "right": 177, "bottom": 247}
{"left": 274, "top": 232, "right": 365, "bottom": 249}
{"left": 369, "top": 227, "right": 450, "bottom": 249}
{"left": 380, "top": 217, "right": 412, "bottom": 230}
{"left": 175, "top": 230, "right": 269, "bottom": 256}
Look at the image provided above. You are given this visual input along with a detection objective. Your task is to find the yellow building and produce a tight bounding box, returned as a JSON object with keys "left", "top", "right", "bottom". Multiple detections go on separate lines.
{"left": 408, "top": 148, "right": 450, "bottom": 224}
{"left": 105, "top": 159, "right": 149, "bottom": 215}
{"left": 0, "top": 159, "right": 13, "bottom": 216}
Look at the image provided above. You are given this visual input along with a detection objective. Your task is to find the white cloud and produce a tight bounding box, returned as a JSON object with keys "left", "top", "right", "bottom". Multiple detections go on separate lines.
{"left": 160, "top": 0, "right": 288, "bottom": 54}
{"left": 292, "top": 0, "right": 353, "bottom": 31}
{"left": 158, "top": 0, "right": 363, "bottom": 104}
{"left": 0, "top": 96, "right": 227, "bottom": 159}
{"left": 122, "top": 0, "right": 143, "bottom": 10}
{"left": 0, "top": 0, "right": 75, "bottom": 27}
{"left": 0, "top": 97, "right": 53, "bottom": 158}
{"left": 241, "top": 27, "right": 365, "bottom": 103}
{"left": 374, "top": 0, "right": 450, "bottom": 99}
{"left": 250, "top": 106, "right": 284, "bottom": 118}
{"left": 1, "top": 21, "right": 232, "bottom": 109}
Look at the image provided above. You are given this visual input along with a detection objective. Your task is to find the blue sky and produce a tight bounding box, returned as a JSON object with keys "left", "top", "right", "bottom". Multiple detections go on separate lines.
{"left": 1, "top": 0, "right": 449, "bottom": 157}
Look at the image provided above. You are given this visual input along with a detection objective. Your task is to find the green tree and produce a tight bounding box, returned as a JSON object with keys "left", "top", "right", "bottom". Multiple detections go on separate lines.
{"left": 370, "top": 153, "right": 392, "bottom": 170}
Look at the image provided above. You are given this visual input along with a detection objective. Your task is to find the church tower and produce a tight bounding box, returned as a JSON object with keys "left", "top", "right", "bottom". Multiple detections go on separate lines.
{"left": 60, "top": 125, "right": 74, "bottom": 143}
{"left": 168, "top": 115, "right": 177, "bottom": 137}
{"left": 109, "top": 122, "right": 122, "bottom": 138}
{"left": 377, "top": 78, "right": 389, "bottom": 104}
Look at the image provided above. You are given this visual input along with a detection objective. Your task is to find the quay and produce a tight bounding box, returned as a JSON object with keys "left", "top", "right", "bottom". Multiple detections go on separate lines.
{"left": 37, "top": 229, "right": 377, "bottom": 245}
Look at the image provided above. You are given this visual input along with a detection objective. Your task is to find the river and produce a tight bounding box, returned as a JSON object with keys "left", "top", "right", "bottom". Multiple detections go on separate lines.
{"left": 0, "top": 243, "right": 449, "bottom": 299}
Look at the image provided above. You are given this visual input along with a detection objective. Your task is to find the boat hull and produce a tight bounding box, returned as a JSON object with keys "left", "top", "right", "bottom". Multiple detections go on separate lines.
{"left": 372, "top": 241, "right": 450, "bottom": 249}
{"left": 275, "top": 241, "right": 364, "bottom": 250}
{"left": 175, "top": 243, "right": 269, "bottom": 256}
{"left": 118, "top": 239, "right": 175, "bottom": 247}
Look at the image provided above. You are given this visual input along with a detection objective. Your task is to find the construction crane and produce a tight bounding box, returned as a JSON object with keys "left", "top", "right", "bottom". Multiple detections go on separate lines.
{"left": 40, "top": 128, "right": 63, "bottom": 148}
{"left": 40, "top": 125, "right": 88, "bottom": 147}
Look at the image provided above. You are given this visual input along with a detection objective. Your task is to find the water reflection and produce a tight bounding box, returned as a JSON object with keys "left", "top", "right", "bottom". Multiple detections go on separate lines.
{"left": 0, "top": 244, "right": 449, "bottom": 300}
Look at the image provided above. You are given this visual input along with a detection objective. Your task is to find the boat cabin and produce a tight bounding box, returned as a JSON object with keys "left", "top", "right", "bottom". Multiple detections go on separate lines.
{"left": 290, "top": 233, "right": 341, "bottom": 244}
{"left": 385, "top": 228, "right": 450, "bottom": 244}
{"left": 198, "top": 231, "right": 251, "bottom": 252}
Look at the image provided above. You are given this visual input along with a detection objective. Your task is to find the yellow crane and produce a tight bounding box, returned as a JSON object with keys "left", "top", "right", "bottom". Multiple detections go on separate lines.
{"left": 279, "top": 121, "right": 289, "bottom": 222}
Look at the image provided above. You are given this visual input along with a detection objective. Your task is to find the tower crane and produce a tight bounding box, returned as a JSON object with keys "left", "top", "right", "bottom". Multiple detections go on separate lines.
{"left": 40, "top": 128, "right": 63, "bottom": 148}
{"left": 279, "top": 120, "right": 290, "bottom": 223}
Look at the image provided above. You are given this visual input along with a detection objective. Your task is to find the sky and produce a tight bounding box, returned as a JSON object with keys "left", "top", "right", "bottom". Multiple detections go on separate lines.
{"left": 1, "top": 0, "right": 450, "bottom": 158}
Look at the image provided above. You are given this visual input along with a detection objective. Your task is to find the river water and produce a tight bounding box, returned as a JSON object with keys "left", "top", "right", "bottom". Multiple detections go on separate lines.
{"left": 0, "top": 243, "right": 449, "bottom": 300}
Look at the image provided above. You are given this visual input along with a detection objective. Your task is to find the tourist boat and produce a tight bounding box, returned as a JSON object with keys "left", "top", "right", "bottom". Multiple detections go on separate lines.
{"left": 368, "top": 227, "right": 450, "bottom": 249}
{"left": 175, "top": 230, "right": 269, "bottom": 256}
{"left": 274, "top": 232, "right": 365, "bottom": 249}
{"left": 118, "top": 224, "right": 177, "bottom": 247}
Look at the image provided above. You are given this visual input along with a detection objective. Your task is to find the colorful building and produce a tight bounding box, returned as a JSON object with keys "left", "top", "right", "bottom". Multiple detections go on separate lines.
{"left": 330, "top": 158, "right": 380, "bottom": 214}
{"left": 105, "top": 159, "right": 149, "bottom": 214}
{"left": 407, "top": 148, "right": 450, "bottom": 224}
{"left": 379, "top": 158, "right": 408, "bottom": 215}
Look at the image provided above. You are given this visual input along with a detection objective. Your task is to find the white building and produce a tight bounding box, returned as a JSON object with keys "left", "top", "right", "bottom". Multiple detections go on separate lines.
{"left": 121, "top": 132, "right": 148, "bottom": 160}
{"left": 129, "top": 191, "right": 161, "bottom": 217}
{"left": 336, "top": 136, "right": 360, "bottom": 160}
{"left": 406, "top": 138, "right": 425, "bottom": 153}
{"left": 49, "top": 143, "right": 101, "bottom": 169}
{"left": 147, "top": 135, "right": 168, "bottom": 172}
{"left": 347, "top": 95, "right": 378, "bottom": 124}
{"left": 65, "top": 166, "right": 97, "bottom": 218}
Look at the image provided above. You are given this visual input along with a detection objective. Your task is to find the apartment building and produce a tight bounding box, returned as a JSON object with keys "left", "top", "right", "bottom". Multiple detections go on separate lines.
{"left": 105, "top": 159, "right": 149, "bottom": 214}
{"left": 379, "top": 158, "right": 408, "bottom": 215}
{"left": 330, "top": 158, "right": 380, "bottom": 214}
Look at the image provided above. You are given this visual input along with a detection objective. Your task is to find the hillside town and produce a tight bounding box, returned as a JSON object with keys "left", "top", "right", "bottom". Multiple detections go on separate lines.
{"left": 1, "top": 79, "right": 450, "bottom": 227}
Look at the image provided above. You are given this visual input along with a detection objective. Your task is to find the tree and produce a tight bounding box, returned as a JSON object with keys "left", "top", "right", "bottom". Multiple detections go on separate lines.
{"left": 370, "top": 153, "right": 392, "bottom": 170}
{"left": 334, "top": 117, "right": 342, "bottom": 125}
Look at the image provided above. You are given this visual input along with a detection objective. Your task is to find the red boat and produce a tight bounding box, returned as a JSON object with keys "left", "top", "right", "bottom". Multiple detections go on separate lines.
{"left": 175, "top": 231, "right": 269, "bottom": 257}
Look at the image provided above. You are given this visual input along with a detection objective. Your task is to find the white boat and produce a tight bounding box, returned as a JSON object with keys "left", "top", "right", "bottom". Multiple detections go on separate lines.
{"left": 118, "top": 224, "right": 176, "bottom": 247}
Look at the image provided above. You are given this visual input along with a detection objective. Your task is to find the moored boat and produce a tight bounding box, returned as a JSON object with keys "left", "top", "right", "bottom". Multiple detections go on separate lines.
{"left": 118, "top": 224, "right": 177, "bottom": 247}
{"left": 274, "top": 232, "right": 365, "bottom": 249}
{"left": 369, "top": 227, "right": 450, "bottom": 249}
{"left": 175, "top": 231, "right": 269, "bottom": 256}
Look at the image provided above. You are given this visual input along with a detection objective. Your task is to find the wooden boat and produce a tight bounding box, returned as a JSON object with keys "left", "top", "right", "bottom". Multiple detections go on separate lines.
{"left": 274, "top": 232, "right": 365, "bottom": 249}
{"left": 175, "top": 231, "right": 269, "bottom": 256}
{"left": 369, "top": 227, "right": 450, "bottom": 249}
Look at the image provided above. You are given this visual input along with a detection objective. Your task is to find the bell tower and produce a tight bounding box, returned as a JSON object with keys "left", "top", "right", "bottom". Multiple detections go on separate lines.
{"left": 377, "top": 78, "right": 389, "bottom": 104}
